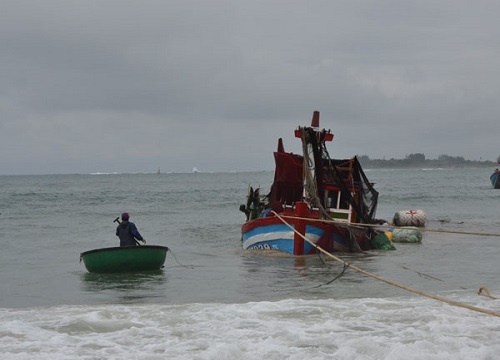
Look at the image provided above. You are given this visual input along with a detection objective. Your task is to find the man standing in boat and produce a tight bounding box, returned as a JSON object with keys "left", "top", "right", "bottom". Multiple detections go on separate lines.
{"left": 116, "top": 212, "right": 146, "bottom": 246}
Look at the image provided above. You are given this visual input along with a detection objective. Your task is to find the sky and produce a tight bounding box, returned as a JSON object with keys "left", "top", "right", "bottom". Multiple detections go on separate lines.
{"left": 1, "top": 0, "right": 500, "bottom": 175}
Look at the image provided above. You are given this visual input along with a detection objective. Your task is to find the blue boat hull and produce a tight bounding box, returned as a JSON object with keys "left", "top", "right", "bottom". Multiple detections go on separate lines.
{"left": 241, "top": 214, "right": 371, "bottom": 254}
{"left": 242, "top": 222, "right": 323, "bottom": 254}
{"left": 491, "top": 171, "right": 500, "bottom": 189}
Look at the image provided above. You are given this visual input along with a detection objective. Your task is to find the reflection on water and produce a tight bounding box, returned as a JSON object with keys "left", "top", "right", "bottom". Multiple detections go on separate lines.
{"left": 239, "top": 249, "right": 406, "bottom": 300}
{"left": 80, "top": 271, "right": 168, "bottom": 304}
{"left": 81, "top": 271, "right": 167, "bottom": 290}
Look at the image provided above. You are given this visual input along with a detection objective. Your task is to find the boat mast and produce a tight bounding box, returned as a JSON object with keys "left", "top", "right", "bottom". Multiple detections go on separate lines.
{"left": 295, "top": 111, "right": 333, "bottom": 207}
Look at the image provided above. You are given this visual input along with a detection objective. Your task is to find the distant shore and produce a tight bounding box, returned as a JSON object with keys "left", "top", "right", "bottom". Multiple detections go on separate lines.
{"left": 357, "top": 154, "right": 497, "bottom": 169}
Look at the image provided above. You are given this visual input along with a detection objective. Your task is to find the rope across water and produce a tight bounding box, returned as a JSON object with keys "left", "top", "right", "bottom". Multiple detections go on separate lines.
{"left": 271, "top": 210, "right": 500, "bottom": 318}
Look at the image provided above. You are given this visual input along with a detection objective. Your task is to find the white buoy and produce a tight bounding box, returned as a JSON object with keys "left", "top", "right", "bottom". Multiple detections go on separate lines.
{"left": 393, "top": 209, "right": 427, "bottom": 227}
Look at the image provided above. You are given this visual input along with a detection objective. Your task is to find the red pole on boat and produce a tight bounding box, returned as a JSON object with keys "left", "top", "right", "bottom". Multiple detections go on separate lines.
{"left": 293, "top": 201, "right": 307, "bottom": 255}
{"left": 277, "top": 138, "right": 285, "bottom": 153}
{"left": 311, "top": 110, "right": 320, "bottom": 127}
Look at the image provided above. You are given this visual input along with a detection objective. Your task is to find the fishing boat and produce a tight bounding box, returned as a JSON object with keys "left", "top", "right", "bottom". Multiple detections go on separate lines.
{"left": 240, "top": 111, "right": 388, "bottom": 255}
{"left": 80, "top": 245, "right": 168, "bottom": 273}
{"left": 491, "top": 169, "right": 500, "bottom": 189}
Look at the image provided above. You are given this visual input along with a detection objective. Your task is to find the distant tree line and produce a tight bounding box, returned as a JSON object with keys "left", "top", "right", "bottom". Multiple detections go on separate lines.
{"left": 357, "top": 153, "right": 496, "bottom": 168}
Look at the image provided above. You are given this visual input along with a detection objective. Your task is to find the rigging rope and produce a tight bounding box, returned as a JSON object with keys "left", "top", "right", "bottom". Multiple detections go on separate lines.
{"left": 271, "top": 210, "right": 500, "bottom": 318}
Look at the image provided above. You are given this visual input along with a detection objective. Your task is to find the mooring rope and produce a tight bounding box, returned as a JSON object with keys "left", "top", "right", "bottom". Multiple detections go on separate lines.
{"left": 279, "top": 214, "right": 500, "bottom": 237}
{"left": 312, "top": 262, "right": 349, "bottom": 288}
{"left": 271, "top": 210, "right": 500, "bottom": 318}
{"left": 479, "top": 287, "right": 497, "bottom": 299}
{"left": 166, "top": 248, "right": 194, "bottom": 269}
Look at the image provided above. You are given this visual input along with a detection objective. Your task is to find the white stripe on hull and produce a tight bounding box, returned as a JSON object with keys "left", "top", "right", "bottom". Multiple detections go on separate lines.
{"left": 242, "top": 231, "right": 321, "bottom": 249}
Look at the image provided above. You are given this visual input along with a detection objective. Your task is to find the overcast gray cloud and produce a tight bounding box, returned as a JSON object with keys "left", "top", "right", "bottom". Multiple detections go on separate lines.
{"left": 1, "top": 0, "right": 500, "bottom": 175}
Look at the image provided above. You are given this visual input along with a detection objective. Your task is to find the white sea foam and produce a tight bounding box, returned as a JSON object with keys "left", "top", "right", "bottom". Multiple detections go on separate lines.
{"left": 1, "top": 297, "right": 499, "bottom": 359}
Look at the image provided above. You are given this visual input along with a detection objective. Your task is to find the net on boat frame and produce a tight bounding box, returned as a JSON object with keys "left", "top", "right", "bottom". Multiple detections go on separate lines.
{"left": 300, "top": 126, "right": 379, "bottom": 225}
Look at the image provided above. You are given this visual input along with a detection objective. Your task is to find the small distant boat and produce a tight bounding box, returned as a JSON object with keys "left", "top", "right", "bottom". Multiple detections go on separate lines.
{"left": 80, "top": 245, "right": 168, "bottom": 273}
{"left": 239, "top": 111, "right": 388, "bottom": 255}
{"left": 491, "top": 169, "right": 500, "bottom": 189}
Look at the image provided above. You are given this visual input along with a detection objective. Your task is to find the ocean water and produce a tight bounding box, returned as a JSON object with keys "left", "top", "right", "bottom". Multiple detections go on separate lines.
{"left": 1, "top": 168, "right": 500, "bottom": 359}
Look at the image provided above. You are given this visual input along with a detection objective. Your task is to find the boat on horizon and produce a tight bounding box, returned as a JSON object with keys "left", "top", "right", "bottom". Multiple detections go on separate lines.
{"left": 239, "top": 111, "right": 389, "bottom": 255}
{"left": 80, "top": 245, "right": 168, "bottom": 273}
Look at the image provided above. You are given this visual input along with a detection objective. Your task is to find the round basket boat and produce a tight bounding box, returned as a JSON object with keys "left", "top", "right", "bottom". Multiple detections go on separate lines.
{"left": 80, "top": 245, "right": 168, "bottom": 273}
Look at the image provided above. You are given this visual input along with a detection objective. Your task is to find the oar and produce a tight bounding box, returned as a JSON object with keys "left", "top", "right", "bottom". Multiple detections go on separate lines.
{"left": 113, "top": 216, "right": 142, "bottom": 246}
